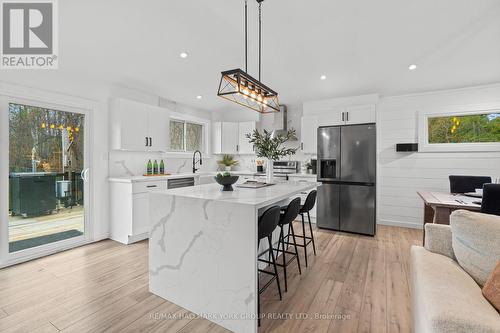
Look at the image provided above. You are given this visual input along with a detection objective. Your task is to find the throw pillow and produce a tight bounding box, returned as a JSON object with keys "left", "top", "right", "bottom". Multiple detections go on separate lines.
{"left": 450, "top": 210, "right": 500, "bottom": 287}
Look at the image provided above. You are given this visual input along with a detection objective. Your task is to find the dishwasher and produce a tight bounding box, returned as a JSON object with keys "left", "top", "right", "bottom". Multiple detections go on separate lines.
{"left": 167, "top": 177, "right": 195, "bottom": 189}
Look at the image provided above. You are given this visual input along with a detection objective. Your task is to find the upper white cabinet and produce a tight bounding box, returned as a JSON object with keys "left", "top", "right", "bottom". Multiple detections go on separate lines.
{"left": 146, "top": 104, "right": 170, "bottom": 151}
{"left": 316, "top": 105, "right": 376, "bottom": 126}
{"left": 300, "top": 116, "right": 318, "bottom": 154}
{"left": 213, "top": 121, "right": 256, "bottom": 155}
{"left": 110, "top": 98, "right": 170, "bottom": 152}
{"left": 344, "top": 104, "right": 376, "bottom": 124}
{"left": 238, "top": 121, "right": 256, "bottom": 154}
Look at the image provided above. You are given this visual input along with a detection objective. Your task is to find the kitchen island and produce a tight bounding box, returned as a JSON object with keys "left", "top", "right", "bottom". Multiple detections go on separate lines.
{"left": 149, "top": 181, "right": 318, "bottom": 333}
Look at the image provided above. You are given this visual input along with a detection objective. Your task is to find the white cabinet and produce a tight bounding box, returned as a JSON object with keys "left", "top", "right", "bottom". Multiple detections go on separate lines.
{"left": 147, "top": 105, "right": 170, "bottom": 151}
{"left": 213, "top": 121, "right": 256, "bottom": 155}
{"left": 222, "top": 122, "right": 239, "bottom": 153}
{"left": 213, "top": 122, "right": 238, "bottom": 154}
{"left": 316, "top": 105, "right": 375, "bottom": 126}
{"left": 110, "top": 179, "right": 167, "bottom": 244}
{"left": 317, "top": 108, "right": 345, "bottom": 127}
{"left": 288, "top": 175, "right": 318, "bottom": 222}
{"left": 238, "top": 121, "right": 256, "bottom": 154}
{"left": 111, "top": 98, "right": 170, "bottom": 152}
{"left": 300, "top": 116, "right": 318, "bottom": 154}
{"left": 344, "top": 104, "right": 376, "bottom": 124}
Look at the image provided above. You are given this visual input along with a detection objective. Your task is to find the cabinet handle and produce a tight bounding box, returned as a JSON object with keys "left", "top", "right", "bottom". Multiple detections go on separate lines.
{"left": 145, "top": 137, "right": 148, "bottom": 146}
{"left": 236, "top": 144, "right": 239, "bottom": 152}
{"left": 149, "top": 137, "right": 152, "bottom": 147}
{"left": 301, "top": 142, "right": 304, "bottom": 150}
{"left": 342, "top": 112, "right": 344, "bottom": 122}
{"left": 146, "top": 185, "right": 157, "bottom": 188}
{"left": 346, "top": 112, "right": 349, "bottom": 122}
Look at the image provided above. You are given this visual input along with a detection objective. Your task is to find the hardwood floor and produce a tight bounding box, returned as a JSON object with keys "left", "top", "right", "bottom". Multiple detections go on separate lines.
{"left": 0, "top": 224, "right": 421, "bottom": 333}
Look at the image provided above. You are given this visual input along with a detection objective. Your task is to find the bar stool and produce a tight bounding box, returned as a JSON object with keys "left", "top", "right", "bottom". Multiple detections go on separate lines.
{"left": 297, "top": 190, "right": 317, "bottom": 267}
{"left": 257, "top": 205, "right": 282, "bottom": 325}
{"left": 274, "top": 197, "right": 302, "bottom": 292}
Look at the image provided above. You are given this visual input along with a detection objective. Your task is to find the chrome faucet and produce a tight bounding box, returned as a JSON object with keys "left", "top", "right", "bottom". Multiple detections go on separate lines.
{"left": 192, "top": 150, "right": 202, "bottom": 173}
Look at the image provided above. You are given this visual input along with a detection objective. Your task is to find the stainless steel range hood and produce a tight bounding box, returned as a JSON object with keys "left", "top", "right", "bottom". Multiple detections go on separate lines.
{"left": 271, "top": 105, "right": 297, "bottom": 140}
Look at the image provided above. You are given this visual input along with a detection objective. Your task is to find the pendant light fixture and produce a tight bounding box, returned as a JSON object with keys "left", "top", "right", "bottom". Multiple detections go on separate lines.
{"left": 217, "top": 0, "right": 280, "bottom": 114}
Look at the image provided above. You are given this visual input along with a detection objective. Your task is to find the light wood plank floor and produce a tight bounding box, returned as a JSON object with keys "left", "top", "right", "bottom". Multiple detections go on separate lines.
{"left": 0, "top": 224, "right": 421, "bottom": 333}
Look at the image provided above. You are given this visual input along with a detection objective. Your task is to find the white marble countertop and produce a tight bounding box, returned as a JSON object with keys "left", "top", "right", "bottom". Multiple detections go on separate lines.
{"left": 152, "top": 181, "right": 318, "bottom": 209}
{"left": 108, "top": 171, "right": 260, "bottom": 183}
{"left": 108, "top": 173, "right": 200, "bottom": 183}
{"left": 287, "top": 173, "right": 317, "bottom": 179}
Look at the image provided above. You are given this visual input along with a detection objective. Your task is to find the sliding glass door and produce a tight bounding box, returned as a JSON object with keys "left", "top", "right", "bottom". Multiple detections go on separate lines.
{"left": 1, "top": 97, "right": 90, "bottom": 264}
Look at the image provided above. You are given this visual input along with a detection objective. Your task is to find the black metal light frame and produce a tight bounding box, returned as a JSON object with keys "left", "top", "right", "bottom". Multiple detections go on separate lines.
{"left": 217, "top": 0, "right": 280, "bottom": 114}
{"left": 217, "top": 68, "right": 280, "bottom": 113}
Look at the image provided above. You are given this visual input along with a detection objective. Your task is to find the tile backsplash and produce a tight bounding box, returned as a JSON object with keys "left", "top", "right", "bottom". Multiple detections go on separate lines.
{"left": 109, "top": 151, "right": 315, "bottom": 178}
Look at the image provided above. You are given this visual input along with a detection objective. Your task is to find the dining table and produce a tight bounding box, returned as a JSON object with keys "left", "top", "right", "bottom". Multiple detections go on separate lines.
{"left": 417, "top": 191, "right": 482, "bottom": 243}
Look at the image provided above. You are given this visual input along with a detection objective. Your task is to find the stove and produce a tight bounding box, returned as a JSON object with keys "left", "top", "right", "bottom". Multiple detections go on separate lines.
{"left": 254, "top": 161, "right": 300, "bottom": 180}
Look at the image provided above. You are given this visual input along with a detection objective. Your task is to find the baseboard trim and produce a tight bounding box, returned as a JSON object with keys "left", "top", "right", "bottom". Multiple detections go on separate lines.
{"left": 128, "top": 232, "right": 149, "bottom": 244}
{"left": 377, "top": 218, "right": 422, "bottom": 229}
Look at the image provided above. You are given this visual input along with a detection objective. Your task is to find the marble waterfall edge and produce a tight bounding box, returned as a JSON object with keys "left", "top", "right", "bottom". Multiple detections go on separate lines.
{"left": 149, "top": 192, "right": 258, "bottom": 333}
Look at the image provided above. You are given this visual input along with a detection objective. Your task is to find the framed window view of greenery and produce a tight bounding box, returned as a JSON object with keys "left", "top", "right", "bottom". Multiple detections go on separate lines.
{"left": 419, "top": 108, "right": 500, "bottom": 152}
{"left": 168, "top": 119, "right": 204, "bottom": 153}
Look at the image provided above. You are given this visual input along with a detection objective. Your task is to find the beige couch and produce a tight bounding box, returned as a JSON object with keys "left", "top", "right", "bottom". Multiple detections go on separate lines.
{"left": 411, "top": 222, "right": 500, "bottom": 333}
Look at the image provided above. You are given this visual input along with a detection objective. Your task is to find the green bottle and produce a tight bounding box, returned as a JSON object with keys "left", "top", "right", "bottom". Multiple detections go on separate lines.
{"left": 147, "top": 159, "right": 152, "bottom": 175}
{"left": 159, "top": 159, "right": 165, "bottom": 174}
{"left": 153, "top": 160, "right": 159, "bottom": 175}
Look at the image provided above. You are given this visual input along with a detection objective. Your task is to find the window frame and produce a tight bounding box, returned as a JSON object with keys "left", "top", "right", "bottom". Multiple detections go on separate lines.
{"left": 418, "top": 104, "right": 500, "bottom": 152}
{"left": 166, "top": 112, "right": 210, "bottom": 157}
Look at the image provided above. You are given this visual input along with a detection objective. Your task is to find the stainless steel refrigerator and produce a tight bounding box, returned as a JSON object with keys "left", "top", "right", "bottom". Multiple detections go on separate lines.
{"left": 316, "top": 124, "right": 376, "bottom": 235}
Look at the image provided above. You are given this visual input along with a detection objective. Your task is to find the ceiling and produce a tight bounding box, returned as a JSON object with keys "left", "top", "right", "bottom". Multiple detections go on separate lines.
{"left": 3, "top": 0, "right": 500, "bottom": 112}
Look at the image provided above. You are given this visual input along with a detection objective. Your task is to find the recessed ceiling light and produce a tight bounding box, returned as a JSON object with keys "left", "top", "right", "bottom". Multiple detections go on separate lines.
{"left": 196, "top": 95, "right": 202, "bottom": 99}
{"left": 180, "top": 52, "right": 188, "bottom": 59}
{"left": 320, "top": 75, "right": 327, "bottom": 80}
{"left": 408, "top": 64, "right": 417, "bottom": 71}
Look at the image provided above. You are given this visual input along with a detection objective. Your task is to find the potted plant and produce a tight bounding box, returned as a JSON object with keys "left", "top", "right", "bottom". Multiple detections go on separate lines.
{"left": 246, "top": 129, "right": 298, "bottom": 183}
{"left": 217, "top": 154, "right": 239, "bottom": 171}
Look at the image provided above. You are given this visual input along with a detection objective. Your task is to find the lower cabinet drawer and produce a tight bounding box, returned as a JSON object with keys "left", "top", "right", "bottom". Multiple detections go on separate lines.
{"left": 132, "top": 181, "right": 166, "bottom": 194}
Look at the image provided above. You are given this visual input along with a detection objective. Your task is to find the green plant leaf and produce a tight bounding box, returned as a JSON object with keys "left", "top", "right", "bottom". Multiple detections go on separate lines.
{"left": 245, "top": 129, "right": 298, "bottom": 160}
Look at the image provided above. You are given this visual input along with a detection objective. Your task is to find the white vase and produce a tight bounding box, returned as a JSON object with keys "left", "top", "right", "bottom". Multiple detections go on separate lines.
{"left": 266, "top": 159, "right": 274, "bottom": 184}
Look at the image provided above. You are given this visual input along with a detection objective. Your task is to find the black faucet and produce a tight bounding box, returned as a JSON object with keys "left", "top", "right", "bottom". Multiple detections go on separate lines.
{"left": 192, "top": 150, "right": 202, "bottom": 173}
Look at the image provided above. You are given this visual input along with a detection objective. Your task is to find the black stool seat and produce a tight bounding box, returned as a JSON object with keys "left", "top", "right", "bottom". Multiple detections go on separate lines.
{"left": 281, "top": 190, "right": 317, "bottom": 268}
{"left": 273, "top": 197, "right": 302, "bottom": 292}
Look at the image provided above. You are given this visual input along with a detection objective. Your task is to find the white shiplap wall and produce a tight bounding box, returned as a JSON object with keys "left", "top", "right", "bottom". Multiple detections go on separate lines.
{"left": 377, "top": 84, "right": 500, "bottom": 229}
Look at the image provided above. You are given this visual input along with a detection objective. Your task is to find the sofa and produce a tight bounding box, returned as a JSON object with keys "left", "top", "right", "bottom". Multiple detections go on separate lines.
{"left": 411, "top": 211, "right": 500, "bottom": 333}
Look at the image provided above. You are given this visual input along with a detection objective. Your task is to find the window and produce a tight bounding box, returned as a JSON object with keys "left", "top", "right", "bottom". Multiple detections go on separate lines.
{"left": 418, "top": 108, "right": 500, "bottom": 152}
{"left": 428, "top": 113, "right": 500, "bottom": 144}
{"left": 169, "top": 119, "right": 204, "bottom": 152}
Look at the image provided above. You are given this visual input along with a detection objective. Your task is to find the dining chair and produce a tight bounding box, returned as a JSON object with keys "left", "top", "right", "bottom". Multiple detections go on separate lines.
{"left": 481, "top": 184, "right": 500, "bottom": 216}
{"left": 449, "top": 175, "right": 492, "bottom": 194}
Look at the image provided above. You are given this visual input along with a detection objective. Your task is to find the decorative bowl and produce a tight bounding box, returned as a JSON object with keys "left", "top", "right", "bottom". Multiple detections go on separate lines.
{"left": 214, "top": 175, "right": 239, "bottom": 191}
